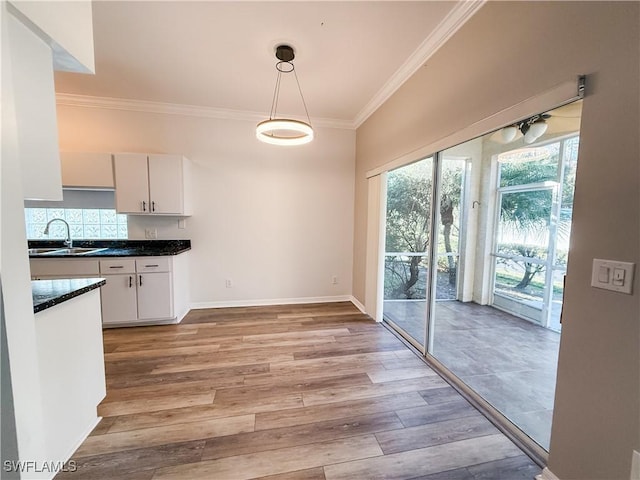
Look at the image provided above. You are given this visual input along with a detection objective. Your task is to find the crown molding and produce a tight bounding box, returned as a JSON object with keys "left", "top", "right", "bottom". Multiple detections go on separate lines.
{"left": 55, "top": 93, "right": 355, "bottom": 130}
{"left": 353, "top": 0, "right": 486, "bottom": 129}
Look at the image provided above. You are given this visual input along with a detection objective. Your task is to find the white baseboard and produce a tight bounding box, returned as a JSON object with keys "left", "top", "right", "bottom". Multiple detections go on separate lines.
{"left": 349, "top": 295, "right": 366, "bottom": 313}
{"left": 190, "top": 295, "right": 355, "bottom": 310}
{"left": 631, "top": 450, "right": 640, "bottom": 480}
{"left": 536, "top": 467, "right": 560, "bottom": 480}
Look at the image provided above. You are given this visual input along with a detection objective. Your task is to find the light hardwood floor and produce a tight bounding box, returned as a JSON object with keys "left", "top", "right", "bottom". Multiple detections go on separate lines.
{"left": 58, "top": 302, "right": 541, "bottom": 480}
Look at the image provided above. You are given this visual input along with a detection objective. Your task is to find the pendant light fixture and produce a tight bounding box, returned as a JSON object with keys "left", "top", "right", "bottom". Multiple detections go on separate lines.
{"left": 256, "top": 45, "right": 314, "bottom": 146}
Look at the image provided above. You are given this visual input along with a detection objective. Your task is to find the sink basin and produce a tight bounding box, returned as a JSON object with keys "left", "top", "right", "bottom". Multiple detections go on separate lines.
{"left": 40, "top": 247, "right": 108, "bottom": 256}
{"left": 28, "top": 248, "right": 65, "bottom": 254}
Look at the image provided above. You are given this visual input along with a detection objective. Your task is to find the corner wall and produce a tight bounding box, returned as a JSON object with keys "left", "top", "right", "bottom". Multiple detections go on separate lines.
{"left": 353, "top": 2, "right": 639, "bottom": 479}
{"left": 56, "top": 106, "right": 356, "bottom": 307}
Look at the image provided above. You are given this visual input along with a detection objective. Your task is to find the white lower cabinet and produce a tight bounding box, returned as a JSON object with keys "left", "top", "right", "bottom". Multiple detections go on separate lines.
{"left": 99, "top": 257, "right": 175, "bottom": 326}
{"left": 137, "top": 272, "right": 172, "bottom": 320}
{"left": 31, "top": 253, "right": 190, "bottom": 327}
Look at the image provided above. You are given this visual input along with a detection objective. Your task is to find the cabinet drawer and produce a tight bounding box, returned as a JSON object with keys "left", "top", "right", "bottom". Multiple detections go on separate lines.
{"left": 100, "top": 259, "right": 136, "bottom": 274}
{"left": 136, "top": 257, "right": 170, "bottom": 273}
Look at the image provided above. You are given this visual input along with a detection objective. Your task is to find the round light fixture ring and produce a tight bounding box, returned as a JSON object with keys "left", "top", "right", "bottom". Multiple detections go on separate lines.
{"left": 256, "top": 119, "right": 314, "bottom": 146}
{"left": 276, "top": 61, "right": 294, "bottom": 73}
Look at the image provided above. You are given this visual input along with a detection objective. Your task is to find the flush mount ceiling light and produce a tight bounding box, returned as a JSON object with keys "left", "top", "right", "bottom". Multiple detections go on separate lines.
{"left": 256, "top": 45, "right": 314, "bottom": 146}
{"left": 500, "top": 113, "right": 550, "bottom": 145}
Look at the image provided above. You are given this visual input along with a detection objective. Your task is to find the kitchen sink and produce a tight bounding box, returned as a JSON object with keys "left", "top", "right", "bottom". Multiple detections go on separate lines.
{"left": 28, "top": 248, "right": 66, "bottom": 254}
{"left": 29, "top": 247, "right": 108, "bottom": 256}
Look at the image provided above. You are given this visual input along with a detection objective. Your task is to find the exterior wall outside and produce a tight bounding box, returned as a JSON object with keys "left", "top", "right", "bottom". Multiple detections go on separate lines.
{"left": 353, "top": 2, "right": 639, "bottom": 479}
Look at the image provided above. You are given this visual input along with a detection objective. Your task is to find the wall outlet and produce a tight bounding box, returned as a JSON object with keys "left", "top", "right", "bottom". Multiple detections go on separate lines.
{"left": 332, "top": 275, "right": 339, "bottom": 285}
{"left": 225, "top": 279, "right": 233, "bottom": 288}
{"left": 177, "top": 219, "right": 186, "bottom": 229}
{"left": 145, "top": 228, "right": 157, "bottom": 239}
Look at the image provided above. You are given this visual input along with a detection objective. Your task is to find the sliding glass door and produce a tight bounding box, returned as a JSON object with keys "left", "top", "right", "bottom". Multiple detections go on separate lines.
{"left": 382, "top": 157, "right": 433, "bottom": 349}
{"left": 381, "top": 100, "right": 582, "bottom": 453}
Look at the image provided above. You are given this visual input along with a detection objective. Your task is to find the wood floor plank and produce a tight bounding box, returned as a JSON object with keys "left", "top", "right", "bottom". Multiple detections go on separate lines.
{"left": 375, "top": 413, "right": 498, "bottom": 454}
{"left": 75, "top": 414, "right": 255, "bottom": 457}
{"left": 302, "top": 375, "right": 448, "bottom": 407}
{"left": 152, "top": 434, "right": 383, "bottom": 480}
{"left": 255, "top": 392, "right": 427, "bottom": 431}
{"left": 254, "top": 467, "right": 326, "bottom": 480}
{"left": 108, "top": 394, "right": 304, "bottom": 433}
{"left": 394, "top": 398, "right": 478, "bottom": 428}
{"left": 322, "top": 434, "right": 522, "bottom": 480}
{"left": 102, "top": 380, "right": 218, "bottom": 403}
{"left": 106, "top": 363, "right": 267, "bottom": 389}
{"left": 150, "top": 352, "right": 295, "bottom": 374}
{"left": 215, "top": 372, "right": 373, "bottom": 405}
{"left": 202, "top": 411, "right": 402, "bottom": 461}
{"left": 105, "top": 344, "right": 221, "bottom": 361}
{"left": 58, "top": 440, "right": 205, "bottom": 479}
{"left": 98, "top": 392, "right": 215, "bottom": 417}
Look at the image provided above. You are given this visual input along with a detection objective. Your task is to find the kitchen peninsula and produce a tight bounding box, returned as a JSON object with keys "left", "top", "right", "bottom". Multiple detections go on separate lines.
{"left": 31, "top": 277, "right": 106, "bottom": 466}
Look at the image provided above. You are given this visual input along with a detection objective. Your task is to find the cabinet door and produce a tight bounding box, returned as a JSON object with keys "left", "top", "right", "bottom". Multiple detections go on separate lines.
{"left": 101, "top": 274, "right": 138, "bottom": 324}
{"left": 61, "top": 152, "right": 114, "bottom": 189}
{"left": 137, "top": 272, "right": 173, "bottom": 320}
{"left": 148, "top": 154, "right": 183, "bottom": 214}
{"left": 114, "top": 153, "right": 150, "bottom": 213}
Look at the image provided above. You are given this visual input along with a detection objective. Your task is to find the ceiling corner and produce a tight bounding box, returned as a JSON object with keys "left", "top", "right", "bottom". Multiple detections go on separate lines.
{"left": 352, "top": 0, "right": 486, "bottom": 129}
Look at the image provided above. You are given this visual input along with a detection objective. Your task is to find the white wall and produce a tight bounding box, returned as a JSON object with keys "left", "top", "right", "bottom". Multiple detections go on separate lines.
{"left": 56, "top": 105, "right": 356, "bottom": 307}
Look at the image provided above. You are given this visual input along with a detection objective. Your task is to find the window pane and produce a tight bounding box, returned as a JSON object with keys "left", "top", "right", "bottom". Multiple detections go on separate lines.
{"left": 499, "top": 143, "right": 560, "bottom": 187}
{"left": 24, "top": 208, "right": 128, "bottom": 240}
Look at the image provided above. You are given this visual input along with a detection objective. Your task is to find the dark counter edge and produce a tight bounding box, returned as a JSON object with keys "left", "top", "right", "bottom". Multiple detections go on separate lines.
{"left": 33, "top": 278, "right": 106, "bottom": 313}
{"left": 28, "top": 239, "right": 191, "bottom": 258}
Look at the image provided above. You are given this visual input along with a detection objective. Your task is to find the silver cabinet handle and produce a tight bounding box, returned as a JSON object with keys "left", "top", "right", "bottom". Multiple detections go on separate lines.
{"left": 139, "top": 275, "right": 143, "bottom": 286}
{"left": 145, "top": 264, "right": 159, "bottom": 268}
{"left": 142, "top": 200, "right": 147, "bottom": 212}
{"left": 109, "top": 266, "right": 124, "bottom": 269}
{"left": 151, "top": 201, "right": 156, "bottom": 212}
{"left": 129, "top": 275, "right": 133, "bottom": 288}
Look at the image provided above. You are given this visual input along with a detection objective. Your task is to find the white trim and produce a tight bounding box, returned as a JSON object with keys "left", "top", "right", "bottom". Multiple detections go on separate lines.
{"left": 536, "top": 467, "right": 560, "bottom": 480}
{"left": 365, "top": 77, "right": 583, "bottom": 178}
{"left": 353, "top": 0, "right": 486, "bottom": 128}
{"left": 631, "top": 450, "right": 640, "bottom": 480}
{"left": 349, "top": 295, "right": 366, "bottom": 314}
{"left": 190, "top": 295, "right": 354, "bottom": 310}
{"left": 55, "top": 93, "right": 354, "bottom": 130}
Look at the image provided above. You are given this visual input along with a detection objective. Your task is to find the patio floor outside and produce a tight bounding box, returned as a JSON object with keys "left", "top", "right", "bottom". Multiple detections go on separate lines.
{"left": 383, "top": 299, "right": 560, "bottom": 450}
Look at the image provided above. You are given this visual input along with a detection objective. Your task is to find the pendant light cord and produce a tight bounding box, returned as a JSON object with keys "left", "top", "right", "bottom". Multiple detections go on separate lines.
{"left": 293, "top": 68, "right": 312, "bottom": 127}
{"left": 268, "top": 61, "right": 312, "bottom": 127}
{"left": 269, "top": 70, "right": 282, "bottom": 121}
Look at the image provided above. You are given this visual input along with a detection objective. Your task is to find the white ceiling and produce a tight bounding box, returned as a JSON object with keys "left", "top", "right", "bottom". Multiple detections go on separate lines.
{"left": 54, "top": 1, "right": 482, "bottom": 127}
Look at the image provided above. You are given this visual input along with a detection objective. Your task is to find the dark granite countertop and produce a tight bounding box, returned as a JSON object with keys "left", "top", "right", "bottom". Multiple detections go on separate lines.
{"left": 28, "top": 240, "right": 191, "bottom": 258}
{"left": 32, "top": 278, "right": 106, "bottom": 313}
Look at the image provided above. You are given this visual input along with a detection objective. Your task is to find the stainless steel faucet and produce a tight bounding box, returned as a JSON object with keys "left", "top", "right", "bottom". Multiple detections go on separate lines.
{"left": 43, "top": 218, "right": 72, "bottom": 248}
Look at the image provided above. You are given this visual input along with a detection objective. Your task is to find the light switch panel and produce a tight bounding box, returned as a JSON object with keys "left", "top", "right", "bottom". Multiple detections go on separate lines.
{"left": 591, "top": 259, "right": 635, "bottom": 294}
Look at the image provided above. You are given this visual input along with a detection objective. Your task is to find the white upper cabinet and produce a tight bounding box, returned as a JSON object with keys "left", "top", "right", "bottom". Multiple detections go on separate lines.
{"left": 148, "top": 154, "right": 184, "bottom": 214}
{"left": 9, "top": 14, "right": 62, "bottom": 201}
{"left": 60, "top": 152, "right": 114, "bottom": 189}
{"left": 113, "top": 153, "right": 191, "bottom": 215}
